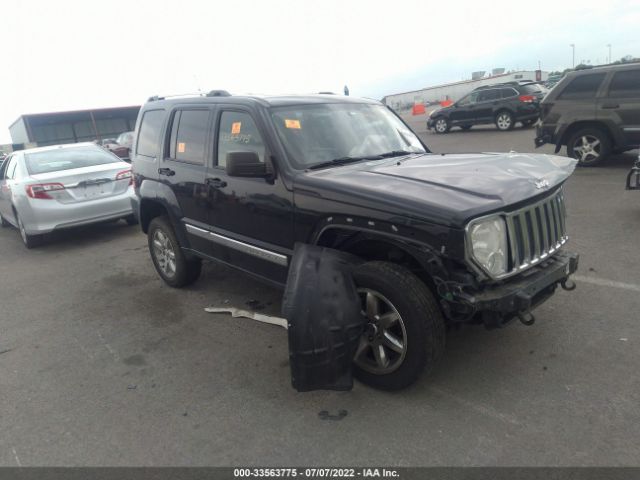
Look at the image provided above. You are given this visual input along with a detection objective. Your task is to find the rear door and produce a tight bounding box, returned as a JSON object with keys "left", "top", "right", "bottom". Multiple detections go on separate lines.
{"left": 555, "top": 72, "right": 606, "bottom": 130}
{"left": 475, "top": 89, "right": 501, "bottom": 123}
{"left": 159, "top": 107, "right": 214, "bottom": 254}
{"left": 599, "top": 68, "right": 640, "bottom": 147}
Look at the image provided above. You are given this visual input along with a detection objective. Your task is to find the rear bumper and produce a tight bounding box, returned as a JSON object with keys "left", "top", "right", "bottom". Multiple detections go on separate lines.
{"left": 461, "top": 250, "right": 579, "bottom": 328}
{"left": 20, "top": 190, "right": 135, "bottom": 234}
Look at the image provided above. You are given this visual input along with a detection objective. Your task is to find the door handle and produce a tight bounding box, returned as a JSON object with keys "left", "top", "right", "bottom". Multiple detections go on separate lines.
{"left": 206, "top": 177, "right": 227, "bottom": 189}
{"left": 158, "top": 168, "right": 175, "bottom": 176}
{"left": 601, "top": 103, "right": 619, "bottom": 109}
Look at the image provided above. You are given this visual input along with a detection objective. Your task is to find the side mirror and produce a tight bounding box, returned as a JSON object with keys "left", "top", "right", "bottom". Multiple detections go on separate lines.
{"left": 226, "top": 151, "right": 268, "bottom": 177}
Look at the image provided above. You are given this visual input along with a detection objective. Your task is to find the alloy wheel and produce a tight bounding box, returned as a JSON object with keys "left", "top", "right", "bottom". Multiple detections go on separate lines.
{"left": 435, "top": 119, "right": 447, "bottom": 133}
{"left": 354, "top": 288, "right": 407, "bottom": 375}
{"left": 573, "top": 135, "right": 601, "bottom": 164}
{"left": 496, "top": 113, "right": 512, "bottom": 130}
{"left": 152, "top": 229, "right": 177, "bottom": 278}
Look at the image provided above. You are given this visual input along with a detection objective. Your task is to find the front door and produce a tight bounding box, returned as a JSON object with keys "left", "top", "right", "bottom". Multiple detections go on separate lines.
{"left": 205, "top": 108, "right": 294, "bottom": 285}
{"left": 599, "top": 68, "right": 640, "bottom": 147}
{"left": 450, "top": 92, "right": 479, "bottom": 126}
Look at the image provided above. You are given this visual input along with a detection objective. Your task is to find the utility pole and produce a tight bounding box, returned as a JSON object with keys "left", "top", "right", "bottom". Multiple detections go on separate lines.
{"left": 607, "top": 44, "right": 612, "bottom": 63}
{"left": 570, "top": 44, "right": 575, "bottom": 68}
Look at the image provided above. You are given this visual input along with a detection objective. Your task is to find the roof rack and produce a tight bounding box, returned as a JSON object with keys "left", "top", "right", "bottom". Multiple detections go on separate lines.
{"left": 147, "top": 90, "right": 232, "bottom": 102}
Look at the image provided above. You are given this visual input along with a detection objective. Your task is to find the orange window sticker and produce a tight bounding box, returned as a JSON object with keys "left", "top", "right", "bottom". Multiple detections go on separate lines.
{"left": 177, "top": 142, "right": 186, "bottom": 153}
{"left": 231, "top": 122, "right": 242, "bottom": 134}
{"left": 285, "top": 119, "right": 301, "bottom": 129}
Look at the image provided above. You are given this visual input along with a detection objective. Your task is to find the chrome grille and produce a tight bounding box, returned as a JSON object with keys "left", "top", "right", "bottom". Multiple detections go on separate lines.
{"left": 506, "top": 188, "right": 568, "bottom": 274}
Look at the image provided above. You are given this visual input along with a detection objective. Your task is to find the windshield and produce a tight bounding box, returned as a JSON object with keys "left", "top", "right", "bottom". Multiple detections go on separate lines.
{"left": 25, "top": 145, "right": 121, "bottom": 175}
{"left": 270, "top": 103, "right": 426, "bottom": 169}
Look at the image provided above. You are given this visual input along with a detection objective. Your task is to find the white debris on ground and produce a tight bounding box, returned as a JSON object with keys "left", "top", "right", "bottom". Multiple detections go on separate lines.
{"left": 204, "top": 307, "right": 288, "bottom": 329}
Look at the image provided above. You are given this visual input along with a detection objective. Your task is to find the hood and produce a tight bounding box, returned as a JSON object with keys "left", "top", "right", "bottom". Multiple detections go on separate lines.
{"left": 297, "top": 152, "right": 577, "bottom": 227}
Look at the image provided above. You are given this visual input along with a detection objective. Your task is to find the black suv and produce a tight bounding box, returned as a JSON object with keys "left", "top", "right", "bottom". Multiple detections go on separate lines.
{"left": 427, "top": 82, "right": 545, "bottom": 133}
{"left": 535, "top": 64, "right": 640, "bottom": 166}
{"left": 131, "top": 92, "right": 579, "bottom": 390}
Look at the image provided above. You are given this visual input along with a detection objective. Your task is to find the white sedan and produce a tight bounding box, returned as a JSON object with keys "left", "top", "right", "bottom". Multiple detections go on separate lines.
{"left": 0, "top": 143, "right": 136, "bottom": 248}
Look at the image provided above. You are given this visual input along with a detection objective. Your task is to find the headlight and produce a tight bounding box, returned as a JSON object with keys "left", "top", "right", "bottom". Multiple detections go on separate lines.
{"left": 468, "top": 216, "right": 508, "bottom": 276}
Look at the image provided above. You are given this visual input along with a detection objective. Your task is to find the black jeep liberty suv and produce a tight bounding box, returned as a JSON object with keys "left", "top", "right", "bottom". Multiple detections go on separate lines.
{"left": 131, "top": 91, "right": 579, "bottom": 390}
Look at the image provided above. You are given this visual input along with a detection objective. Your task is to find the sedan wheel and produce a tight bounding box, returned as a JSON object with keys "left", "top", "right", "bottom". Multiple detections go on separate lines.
{"left": 152, "top": 229, "right": 177, "bottom": 278}
{"left": 354, "top": 288, "right": 408, "bottom": 375}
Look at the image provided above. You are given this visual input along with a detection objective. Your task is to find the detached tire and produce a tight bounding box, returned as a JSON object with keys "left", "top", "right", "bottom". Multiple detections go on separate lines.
{"left": 148, "top": 216, "right": 201, "bottom": 288}
{"left": 352, "top": 261, "right": 445, "bottom": 390}
{"left": 566, "top": 127, "right": 611, "bottom": 167}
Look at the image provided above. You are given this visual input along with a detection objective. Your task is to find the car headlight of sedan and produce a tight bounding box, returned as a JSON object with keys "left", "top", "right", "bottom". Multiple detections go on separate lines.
{"left": 467, "top": 216, "right": 508, "bottom": 277}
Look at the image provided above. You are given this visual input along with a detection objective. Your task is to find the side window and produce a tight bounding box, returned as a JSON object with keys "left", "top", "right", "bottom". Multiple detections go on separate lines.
{"left": 457, "top": 92, "right": 479, "bottom": 106}
{"left": 608, "top": 70, "right": 640, "bottom": 98}
{"left": 136, "top": 109, "right": 165, "bottom": 157}
{"left": 500, "top": 88, "right": 518, "bottom": 98}
{"left": 167, "top": 109, "right": 210, "bottom": 164}
{"left": 217, "top": 111, "right": 266, "bottom": 168}
{"left": 558, "top": 74, "right": 606, "bottom": 100}
{"left": 4, "top": 156, "right": 18, "bottom": 180}
{"left": 478, "top": 89, "right": 500, "bottom": 102}
{"left": 0, "top": 156, "right": 11, "bottom": 179}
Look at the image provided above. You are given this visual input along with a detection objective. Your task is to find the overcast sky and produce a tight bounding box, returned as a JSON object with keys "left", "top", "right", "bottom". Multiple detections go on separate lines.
{"left": 2, "top": 0, "right": 639, "bottom": 143}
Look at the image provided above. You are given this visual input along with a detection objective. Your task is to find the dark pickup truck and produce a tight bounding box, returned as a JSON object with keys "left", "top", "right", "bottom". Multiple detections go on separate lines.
{"left": 131, "top": 92, "right": 579, "bottom": 390}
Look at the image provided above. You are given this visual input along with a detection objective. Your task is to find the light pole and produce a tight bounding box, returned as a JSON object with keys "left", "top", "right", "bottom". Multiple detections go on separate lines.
{"left": 607, "top": 44, "right": 612, "bottom": 63}
{"left": 570, "top": 44, "right": 575, "bottom": 68}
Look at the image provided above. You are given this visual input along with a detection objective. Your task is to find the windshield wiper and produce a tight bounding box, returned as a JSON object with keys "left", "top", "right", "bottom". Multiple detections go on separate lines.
{"left": 377, "top": 150, "right": 414, "bottom": 158}
{"left": 307, "top": 155, "right": 383, "bottom": 170}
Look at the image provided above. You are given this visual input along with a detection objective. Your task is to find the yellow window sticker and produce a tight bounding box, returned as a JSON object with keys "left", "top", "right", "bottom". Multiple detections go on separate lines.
{"left": 285, "top": 119, "right": 301, "bottom": 129}
{"left": 231, "top": 122, "right": 242, "bottom": 135}
{"left": 177, "top": 142, "right": 186, "bottom": 153}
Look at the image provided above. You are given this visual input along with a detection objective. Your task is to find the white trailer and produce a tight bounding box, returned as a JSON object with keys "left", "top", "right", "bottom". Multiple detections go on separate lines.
{"left": 382, "top": 70, "right": 548, "bottom": 112}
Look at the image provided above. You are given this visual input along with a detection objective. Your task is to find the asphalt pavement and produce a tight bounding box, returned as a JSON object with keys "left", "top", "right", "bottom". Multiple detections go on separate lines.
{"left": 0, "top": 118, "right": 639, "bottom": 466}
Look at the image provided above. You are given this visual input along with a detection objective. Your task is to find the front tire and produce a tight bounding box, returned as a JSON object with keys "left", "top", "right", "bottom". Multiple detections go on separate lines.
{"left": 352, "top": 261, "right": 445, "bottom": 390}
{"left": 433, "top": 117, "right": 450, "bottom": 134}
{"left": 567, "top": 128, "right": 611, "bottom": 167}
{"left": 148, "top": 216, "right": 201, "bottom": 287}
{"left": 495, "top": 110, "right": 514, "bottom": 131}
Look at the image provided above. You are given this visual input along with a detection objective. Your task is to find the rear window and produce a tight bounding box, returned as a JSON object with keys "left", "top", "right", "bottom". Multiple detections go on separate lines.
{"left": 520, "top": 84, "right": 545, "bottom": 94}
{"left": 136, "top": 109, "right": 165, "bottom": 157}
{"left": 558, "top": 74, "right": 606, "bottom": 100}
{"left": 608, "top": 69, "right": 640, "bottom": 98}
{"left": 25, "top": 146, "right": 120, "bottom": 175}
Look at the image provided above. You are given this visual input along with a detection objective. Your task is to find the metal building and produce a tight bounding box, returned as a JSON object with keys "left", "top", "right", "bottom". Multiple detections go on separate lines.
{"left": 382, "top": 70, "right": 548, "bottom": 112}
{"left": 8, "top": 106, "right": 140, "bottom": 147}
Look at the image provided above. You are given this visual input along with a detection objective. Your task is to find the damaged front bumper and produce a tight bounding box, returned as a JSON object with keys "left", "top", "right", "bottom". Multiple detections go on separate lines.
{"left": 459, "top": 250, "right": 579, "bottom": 328}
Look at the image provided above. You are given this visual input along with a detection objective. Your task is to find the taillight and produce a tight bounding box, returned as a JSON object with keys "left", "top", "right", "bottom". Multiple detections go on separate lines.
{"left": 25, "top": 183, "right": 65, "bottom": 199}
{"left": 519, "top": 95, "right": 535, "bottom": 103}
{"left": 116, "top": 169, "right": 133, "bottom": 186}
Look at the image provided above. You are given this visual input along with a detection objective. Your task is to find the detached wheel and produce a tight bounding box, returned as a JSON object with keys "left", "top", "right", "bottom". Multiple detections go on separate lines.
{"left": 433, "top": 117, "right": 450, "bottom": 134}
{"left": 148, "top": 216, "right": 201, "bottom": 287}
{"left": 567, "top": 128, "right": 611, "bottom": 167}
{"left": 16, "top": 212, "right": 42, "bottom": 249}
{"left": 495, "top": 111, "right": 514, "bottom": 131}
{"left": 352, "top": 261, "right": 445, "bottom": 391}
